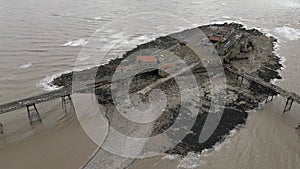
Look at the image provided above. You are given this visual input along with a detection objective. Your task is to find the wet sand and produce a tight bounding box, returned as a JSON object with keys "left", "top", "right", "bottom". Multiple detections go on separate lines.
{"left": 0, "top": 105, "right": 97, "bottom": 169}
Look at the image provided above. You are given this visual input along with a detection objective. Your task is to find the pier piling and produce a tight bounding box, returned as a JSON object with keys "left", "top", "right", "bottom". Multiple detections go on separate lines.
{"left": 283, "top": 97, "right": 294, "bottom": 113}
{"left": 225, "top": 65, "right": 300, "bottom": 114}
{"left": 241, "top": 76, "right": 244, "bottom": 84}
{"left": 0, "top": 122, "right": 3, "bottom": 134}
{"left": 236, "top": 75, "right": 239, "bottom": 83}
{"left": 61, "top": 94, "right": 74, "bottom": 113}
{"left": 265, "top": 90, "right": 274, "bottom": 103}
{"left": 26, "top": 103, "right": 42, "bottom": 124}
{"left": 236, "top": 75, "right": 244, "bottom": 85}
{"left": 0, "top": 64, "right": 300, "bottom": 129}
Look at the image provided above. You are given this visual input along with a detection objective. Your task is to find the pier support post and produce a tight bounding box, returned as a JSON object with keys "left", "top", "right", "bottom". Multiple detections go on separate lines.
{"left": 265, "top": 90, "right": 275, "bottom": 103}
{"left": 241, "top": 76, "right": 244, "bottom": 84}
{"left": 61, "top": 94, "right": 74, "bottom": 113}
{"left": 283, "top": 97, "right": 294, "bottom": 113}
{"left": 0, "top": 122, "right": 3, "bottom": 134}
{"left": 236, "top": 75, "right": 244, "bottom": 86}
{"left": 236, "top": 75, "right": 239, "bottom": 84}
{"left": 26, "top": 103, "right": 42, "bottom": 125}
{"left": 250, "top": 81, "right": 258, "bottom": 89}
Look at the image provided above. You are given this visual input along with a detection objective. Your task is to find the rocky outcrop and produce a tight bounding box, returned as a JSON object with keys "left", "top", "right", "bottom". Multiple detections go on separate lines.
{"left": 52, "top": 23, "right": 282, "bottom": 156}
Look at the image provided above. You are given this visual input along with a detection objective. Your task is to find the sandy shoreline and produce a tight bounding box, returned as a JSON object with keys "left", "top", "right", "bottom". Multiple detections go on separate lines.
{"left": 0, "top": 102, "right": 97, "bottom": 169}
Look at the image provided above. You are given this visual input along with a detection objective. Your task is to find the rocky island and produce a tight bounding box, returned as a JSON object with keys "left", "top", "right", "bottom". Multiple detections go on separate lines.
{"left": 52, "top": 23, "right": 282, "bottom": 157}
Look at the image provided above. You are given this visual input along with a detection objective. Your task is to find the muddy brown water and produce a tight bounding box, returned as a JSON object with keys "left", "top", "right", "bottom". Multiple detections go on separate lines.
{"left": 0, "top": 0, "right": 300, "bottom": 168}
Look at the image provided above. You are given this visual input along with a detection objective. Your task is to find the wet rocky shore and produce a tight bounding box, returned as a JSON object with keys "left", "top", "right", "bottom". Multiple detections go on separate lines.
{"left": 52, "top": 23, "right": 282, "bottom": 156}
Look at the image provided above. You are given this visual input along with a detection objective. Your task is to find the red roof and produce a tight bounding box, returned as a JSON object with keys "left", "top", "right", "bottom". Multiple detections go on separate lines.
{"left": 208, "top": 36, "right": 222, "bottom": 42}
{"left": 161, "top": 63, "right": 176, "bottom": 69}
{"left": 137, "top": 56, "right": 157, "bottom": 63}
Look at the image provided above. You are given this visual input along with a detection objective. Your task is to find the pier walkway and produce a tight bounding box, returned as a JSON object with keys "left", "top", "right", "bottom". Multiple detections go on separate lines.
{"left": 224, "top": 65, "right": 300, "bottom": 112}
{"left": 0, "top": 63, "right": 299, "bottom": 133}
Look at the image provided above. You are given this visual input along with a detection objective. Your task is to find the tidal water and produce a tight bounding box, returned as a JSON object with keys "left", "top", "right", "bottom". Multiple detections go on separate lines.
{"left": 1, "top": 0, "right": 300, "bottom": 168}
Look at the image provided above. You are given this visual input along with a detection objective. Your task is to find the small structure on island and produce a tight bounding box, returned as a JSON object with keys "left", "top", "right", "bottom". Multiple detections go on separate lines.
{"left": 158, "top": 63, "right": 176, "bottom": 77}
{"left": 136, "top": 55, "right": 159, "bottom": 74}
{"left": 208, "top": 35, "right": 222, "bottom": 43}
{"left": 179, "top": 40, "right": 188, "bottom": 46}
{"left": 136, "top": 56, "right": 158, "bottom": 65}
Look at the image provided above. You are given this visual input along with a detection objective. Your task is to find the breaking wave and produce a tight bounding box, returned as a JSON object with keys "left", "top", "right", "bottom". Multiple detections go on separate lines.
{"left": 38, "top": 72, "right": 68, "bottom": 91}
{"left": 274, "top": 26, "right": 300, "bottom": 41}
{"left": 177, "top": 152, "right": 205, "bottom": 168}
{"left": 160, "top": 126, "right": 243, "bottom": 169}
{"left": 18, "top": 62, "right": 32, "bottom": 69}
{"left": 63, "top": 39, "right": 88, "bottom": 47}
{"left": 94, "top": 16, "right": 103, "bottom": 20}
{"left": 281, "top": 1, "right": 300, "bottom": 8}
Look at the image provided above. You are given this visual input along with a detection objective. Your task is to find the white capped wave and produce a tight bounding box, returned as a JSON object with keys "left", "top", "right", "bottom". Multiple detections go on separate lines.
{"left": 238, "top": 17, "right": 253, "bottom": 23}
{"left": 162, "top": 154, "right": 181, "bottom": 160}
{"left": 160, "top": 126, "right": 244, "bottom": 168}
{"left": 63, "top": 39, "right": 88, "bottom": 47}
{"left": 38, "top": 56, "right": 113, "bottom": 91}
{"left": 65, "top": 12, "right": 74, "bottom": 16}
{"left": 200, "top": 124, "right": 245, "bottom": 158}
{"left": 282, "top": 1, "right": 300, "bottom": 8}
{"left": 274, "top": 26, "right": 300, "bottom": 41}
{"left": 222, "top": 16, "right": 232, "bottom": 19}
{"left": 18, "top": 62, "right": 32, "bottom": 69}
{"left": 273, "top": 41, "right": 286, "bottom": 69}
{"left": 252, "top": 25, "right": 286, "bottom": 79}
{"left": 94, "top": 16, "right": 102, "bottom": 20}
{"left": 38, "top": 73, "right": 67, "bottom": 91}
{"left": 177, "top": 152, "right": 205, "bottom": 169}
{"left": 103, "top": 29, "right": 116, "bottom": 33}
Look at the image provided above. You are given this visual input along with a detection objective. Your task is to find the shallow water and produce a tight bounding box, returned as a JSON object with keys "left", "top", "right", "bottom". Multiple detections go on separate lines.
{"left": 0, "top": 0, "right": 300, "bottom": 168}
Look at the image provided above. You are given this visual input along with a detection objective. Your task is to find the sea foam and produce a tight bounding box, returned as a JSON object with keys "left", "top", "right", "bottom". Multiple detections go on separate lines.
{"left": 38, "top": 72, "right": 68, "bottom": 91}
{"left": 94, "top": 16, "right": 102, "bottom": 20}
{"left": 18, "top": 62, "right": 32, "bottom": 69}
{"left": 282, "top": 1, "right": 300, "bottom": 8}
{"left": 274, "top": 26, "right": 300, "bottom": 41}
{"left": 63, "top": 39, "right": 88, "bottom": 47}
{"left": 177, "top": 152, "right": 205, "bottom": 169}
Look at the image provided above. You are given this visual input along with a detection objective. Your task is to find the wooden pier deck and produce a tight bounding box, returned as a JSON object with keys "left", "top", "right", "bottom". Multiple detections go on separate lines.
{"left": 0, "top": 76, "right": 111, "bottom": 114}
{"left": 224, "top": 65, "right": 300, "bottom": 112}
{"left": 0, "top": 88, "right": 71, "bottom": 115}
